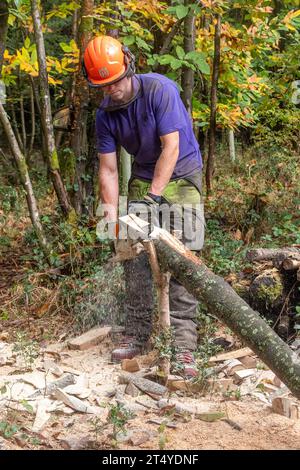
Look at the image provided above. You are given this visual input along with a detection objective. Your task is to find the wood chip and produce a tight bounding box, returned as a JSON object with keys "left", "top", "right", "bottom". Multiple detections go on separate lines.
{"left": 209, "top": 347, "right": 253, "bottom": 363}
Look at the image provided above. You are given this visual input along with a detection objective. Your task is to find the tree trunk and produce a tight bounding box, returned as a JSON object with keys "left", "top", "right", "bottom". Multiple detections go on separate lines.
{"left": 20, "top": 92, "right": 27, "bottom": 155}
{"left": 0, "top": 102, "right": 50, "bottom": 259}
{"left": 152, "top": 229, "right": 300, "bottom": 399}
{"left": 206, "top": 14, "right": 221, "bottom": 195}
{"left": 181, "top": 0, "right": 195, "bottom": 119}
{"left": 228, "top": 129, "right": 236, "bottom": 163}
{"left": 120, "top": 147, "right": 131, "bottom": 196}
{"left": 70, "top": 0, "right": 94, "bottom": 215}
{"left": 246, "top": 248, "right": 300, "bottom": 264}
{"left": 0, "top": 0, "right": 8, "bottom": 73}
{"left": 29, "top": 81, "right": 35, "bottom": 157}
{"left": 31, "top": 0, "right": 74, "bottom": 219}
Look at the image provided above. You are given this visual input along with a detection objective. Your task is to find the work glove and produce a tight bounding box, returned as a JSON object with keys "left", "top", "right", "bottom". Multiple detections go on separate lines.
{"left": 127, "top": 192, "right": 169, "bottom": 238}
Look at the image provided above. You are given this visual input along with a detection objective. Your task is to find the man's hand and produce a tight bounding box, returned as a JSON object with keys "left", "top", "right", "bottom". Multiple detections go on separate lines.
{"left": 143, "top": 192, "right": 166, "bottom": 205}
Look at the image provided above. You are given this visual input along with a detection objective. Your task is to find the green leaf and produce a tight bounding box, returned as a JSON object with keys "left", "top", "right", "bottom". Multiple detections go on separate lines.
{"left": 30, "top": 48, "right": 37, "bottom": 64}
{"left": 158, "top": 54, "right": 174, "bottom": 65}
{"left": 176, "top": 45, "right": 185, "bottom": 60}
{"left": 60, "top": 42, "right": 73, "bottom": 53}
{"left": 175, "top": 5, "right": 189, "bottom": 20}
{"left": 195, "top": 121, "right": 209, "bottom": 127}
{"left": 170, "top": 58, "right": 183, "bottom": 70}
{"left": 185, "top": 51, "right": 206, "bottom": 62}
{"left": 24, "top": 37, "right": 30, "bottom": 49}
{"left": 122, "top": 35, "right": 135, "bottom": 47}
{"left": 136, "top": 37, "right": 151, "bottom": 52}
{"left": 21, "top": 400, "right": 34, "bottom": 414}
{"left": 197, "top": 60, "right": 210, "bottom": 75}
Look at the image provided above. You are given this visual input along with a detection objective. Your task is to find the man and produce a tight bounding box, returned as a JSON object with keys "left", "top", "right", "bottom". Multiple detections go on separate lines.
{"left": 83, "top": 36, "right": 204, "bottom": 378}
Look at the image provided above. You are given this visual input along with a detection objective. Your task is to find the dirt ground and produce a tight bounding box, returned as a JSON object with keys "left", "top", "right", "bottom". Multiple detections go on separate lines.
{"left": 1, "top": 333, "right": 300, "bottom": 451}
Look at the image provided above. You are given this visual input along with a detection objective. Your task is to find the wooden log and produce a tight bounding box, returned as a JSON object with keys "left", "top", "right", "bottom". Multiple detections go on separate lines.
{"left": 143, "top": 240, "right": 171, "bottom": 384}
{"left": 152, "top": 229, "right": 300, "bottom": 399}
{"left": 246, "top": 248, "right": 299, "bottom": 263}
{"left": 282, "top": 259, "right": 300, "bottom": 271}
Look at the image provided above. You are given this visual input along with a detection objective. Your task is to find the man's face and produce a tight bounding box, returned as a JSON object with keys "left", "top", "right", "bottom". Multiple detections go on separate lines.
{"left": 102, "top": 76, "right": 132, "bottom": 103}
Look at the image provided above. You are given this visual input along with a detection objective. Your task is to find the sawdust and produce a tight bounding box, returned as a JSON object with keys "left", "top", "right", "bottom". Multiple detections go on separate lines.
{"left": 1, "top": 338, "right": 300, "bottom": 451}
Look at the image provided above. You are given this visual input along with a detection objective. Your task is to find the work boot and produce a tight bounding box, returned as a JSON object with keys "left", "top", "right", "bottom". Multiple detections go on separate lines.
{"left": 172, "top": 350, "right": 198, "bottom": 379}
{"left": 111, "top": 336, "right": 141, "bottom": 363}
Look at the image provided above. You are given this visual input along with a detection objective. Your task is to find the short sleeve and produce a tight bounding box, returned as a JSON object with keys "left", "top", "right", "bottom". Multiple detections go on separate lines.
{"left": 96, "top": 109, "right": 117, "bottom": 154}
{"left": 153, "top": 82, "right": 185, "bottom": 136}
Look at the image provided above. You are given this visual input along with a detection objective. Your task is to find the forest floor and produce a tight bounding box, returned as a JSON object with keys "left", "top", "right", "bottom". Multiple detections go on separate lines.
{"left": 1, "top": 309, "right": 300, "bottom": 451}
{"left": 1, "top": 151, "right": 300, "bottom": 451}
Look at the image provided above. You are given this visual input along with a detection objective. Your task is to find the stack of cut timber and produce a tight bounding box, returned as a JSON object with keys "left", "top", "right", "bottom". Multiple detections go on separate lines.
{"left": 243, "top": 247, "right": 300, "bottom": 337}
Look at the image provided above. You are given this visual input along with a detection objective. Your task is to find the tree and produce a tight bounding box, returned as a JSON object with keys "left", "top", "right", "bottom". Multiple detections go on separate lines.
{"left": 206, "top": 13, "right": 221, "bottom": 195}
{"left": 154, "top": 229, "right": 300, "bottom": 399}
{"left": 69, "top": 0, "right": 94, "bottom": 216}
{"left": 0, "top": 3, "right": 50, "bottom": 259}
{"left": 31, "top": 0, "right": 74, "bottom": 219}
{"left": 181, "top": 0, "right": 196, "bottom": 118}
{"left": 0, "top": 0, "right": 9, "bottom": 72}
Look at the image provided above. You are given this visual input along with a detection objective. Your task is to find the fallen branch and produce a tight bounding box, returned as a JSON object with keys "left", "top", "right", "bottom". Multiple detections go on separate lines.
{"left": 151, "top": 228, "right": 300, "bottom": 399}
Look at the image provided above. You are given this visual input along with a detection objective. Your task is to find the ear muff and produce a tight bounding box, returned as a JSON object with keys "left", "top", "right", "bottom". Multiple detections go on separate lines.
{"left": 122, "top": 46, "right": 136, "bottom": 78}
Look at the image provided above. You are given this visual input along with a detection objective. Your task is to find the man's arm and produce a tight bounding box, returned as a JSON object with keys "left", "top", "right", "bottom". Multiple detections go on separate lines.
{"left": 149, "top": 131, "right": 179, "bottom": 196}
{"left": 98, "top": 152, "right": 119, "bottom": 221}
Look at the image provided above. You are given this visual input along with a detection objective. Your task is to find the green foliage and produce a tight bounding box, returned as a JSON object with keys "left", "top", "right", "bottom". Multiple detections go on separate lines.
{"left": 203, "top": 219, "right": 245, "bottom": 275}
{"left": 12, "top": 331, "right": 39, "bottom": 370}
{"left": 194, "top": 309, "right": 224, "bottom": 382}
{"left": 153, "top": 326, "right": 176, "bottom": 360}
{"left": 107, "top": 403, "right": 133, "bottom": 441}
{"left": 0, "top": 421, "right": 19, "bottom": 439}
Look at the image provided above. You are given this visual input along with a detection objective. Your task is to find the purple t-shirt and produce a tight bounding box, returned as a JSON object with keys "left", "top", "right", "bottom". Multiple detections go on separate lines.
{"left": 96, "top": 73, "right": 202, "bottom": 180}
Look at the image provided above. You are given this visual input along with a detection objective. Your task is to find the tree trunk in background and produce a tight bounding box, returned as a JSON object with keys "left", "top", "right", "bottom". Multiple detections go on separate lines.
{"left": 153, "top": 231, "right": 300, "bottom": 399}
{"left": 0, "top": 0, "right": 8, "bottom": 73}
{"left": 70, "top": 0, "right": 94, "bottom": 215}
{"left": 206, "top": 14, "right": 221, "bottom": 195}
{"left": 228, "top": 129, "right": 236, "bottom": 163}
{"left": 31, "top": 0, "right": 74, "bottom": 219}
{"left": 120, "top": 147, "right": 131, "bottom": 196}
{"left": 198, "top": 12, "right": 210, "bottom": 161}
{"left": 20, "top": 92, "right": 27, "bottom": 155}
{"left": 0, "top": 106, "right": 50, "bottom": 259}
{"left": 181, "top": 0, "right": 195, "bottom": 119}
{"left": 29, "top": 81, "right": 35, "bottom": 158}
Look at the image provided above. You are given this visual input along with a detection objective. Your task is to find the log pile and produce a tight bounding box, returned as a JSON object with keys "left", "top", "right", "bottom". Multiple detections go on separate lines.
{"left": 231, "top": 248, "right": 300, "bottom": 339}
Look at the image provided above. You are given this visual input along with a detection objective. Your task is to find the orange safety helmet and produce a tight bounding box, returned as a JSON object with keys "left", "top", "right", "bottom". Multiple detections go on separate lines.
{"left": 82, "top": 36, "right": 135, "bottom": 87}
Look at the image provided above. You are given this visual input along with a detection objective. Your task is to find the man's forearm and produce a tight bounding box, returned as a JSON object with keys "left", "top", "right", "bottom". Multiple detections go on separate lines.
{"left": 99, "top": 170, "right": 119, "bottom": 221}
{"left": 149, "top": 145, "right": 179, "bottom": 196}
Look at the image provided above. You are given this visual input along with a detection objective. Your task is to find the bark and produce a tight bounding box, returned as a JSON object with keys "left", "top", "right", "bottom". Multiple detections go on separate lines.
{"left": 152, "top": 229, "right": 300, "bottom": 399}
{"left": 228, "top": 129, "right": 236, "bottom": 163}
{"left": 20, "top": 92, "right": 27, "bottom": 154}
{"left": 0, "top": 102, "right": 50, "bottom": 259}
{"left": 246, "top": 248, "right": 300, "bottom": 266}
{"left": 153, "top": 18, "right": 185, "bottom": 73}
{"left": 206, "top": 14, "right": 221, "bottom": 195}
{"left": 31, "top": 0, "right": 73, "bottom": 219}
{"left": 10, "top": 101, "right": 23, "bottom": 150}
{"left": 120, "top": 147, "right": 131, "bottom": 196}
{"left": 70, "top": 0, "right": 94, "bottom": 215}
{"left": 181, "top": 0, "right": 195, "bottom": 118}
{"left": 29, "top": 82, "right": 35, "bottom": 157}
{"left": 144, "top": 240, "right": 171, "bottom": 382}
{"left": 0, "top": 0, "right": 8, "bottom": 73}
